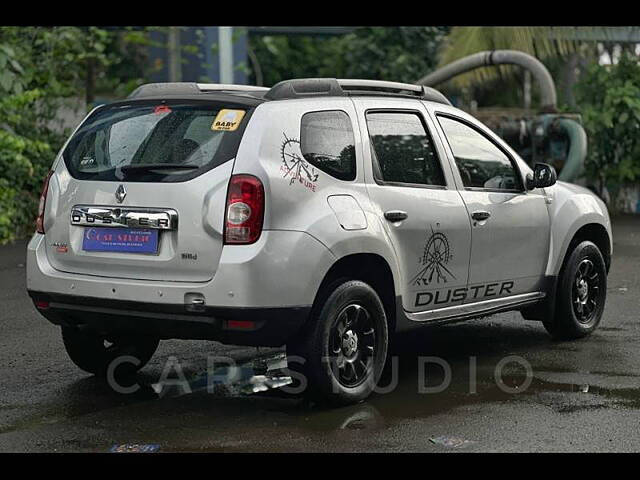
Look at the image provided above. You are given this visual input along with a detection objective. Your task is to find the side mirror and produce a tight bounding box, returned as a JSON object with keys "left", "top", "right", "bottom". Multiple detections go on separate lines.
{"left": 526, "top": 162, "right": 557, "bottom": 190}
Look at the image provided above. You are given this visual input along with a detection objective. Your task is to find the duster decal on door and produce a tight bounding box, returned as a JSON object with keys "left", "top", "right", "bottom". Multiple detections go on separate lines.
{"left": 409, "top": 224, "right": 455, "bottom": 287}
{"left": 414, "top": 281, "right": 515, "bottom": 308}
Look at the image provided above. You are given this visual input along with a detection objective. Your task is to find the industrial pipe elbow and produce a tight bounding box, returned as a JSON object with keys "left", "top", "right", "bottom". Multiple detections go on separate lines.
{"left": 555, "top": 118, "right": 587, "bottom": 182}
{"left": 416, "top": 50, "right": 557, "bottom": 112}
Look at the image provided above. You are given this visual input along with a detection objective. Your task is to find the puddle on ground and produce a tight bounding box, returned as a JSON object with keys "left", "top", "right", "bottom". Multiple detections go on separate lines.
{"left": 429, "top": 435, "right": 476, "bottom": 448}
{"left": 472, "top": 373, "right": 640, "bottom": 415}
{"left": 7, "top": 349, "right": 640, "bottom": 441}
{"left": 0, "top": 352, "right": 294, "bottom": 436}
{"left": 150, "top": 351, "right": 293, "bottom": 398}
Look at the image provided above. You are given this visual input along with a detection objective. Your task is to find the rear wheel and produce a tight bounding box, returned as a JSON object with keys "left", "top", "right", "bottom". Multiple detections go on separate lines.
{"left": 287, "top": 280, "right": 388, "bottom": 406}
{"left": 544, "top": 240, "right": 607, "bottom": 340}
{"left": 61, "top": 327, "right": 159, "bottom": 377}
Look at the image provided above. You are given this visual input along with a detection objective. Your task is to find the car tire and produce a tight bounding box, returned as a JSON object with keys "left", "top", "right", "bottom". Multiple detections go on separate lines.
{"left": 287, "top": 279, "right": 389, "bottom": 406}
{"left": 61, "top": 327, "right": 159, "bottom": 377}
{"left": 543, "top": 240, "right": 607, "bottom": 340}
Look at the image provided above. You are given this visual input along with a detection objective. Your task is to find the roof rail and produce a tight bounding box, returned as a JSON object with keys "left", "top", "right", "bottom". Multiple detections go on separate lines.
{"left": 264, "top": 78, "right": 451, "bottom": 105}
{"left": 339, "top": 79, "right": 423, "bottom": 95}
{"left": 127, "top": 82, "right": 269, "bottom": 99}
{"left": 126, "top": 80, "right": 451, "bottom": 105}
{"left": 264, "top": 78, "right": 345, "bottom": 100}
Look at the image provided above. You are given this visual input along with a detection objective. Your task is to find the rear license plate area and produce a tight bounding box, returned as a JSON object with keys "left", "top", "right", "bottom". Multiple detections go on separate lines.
{"left": 82, "top": 227, "right": 159, "bottom": 254}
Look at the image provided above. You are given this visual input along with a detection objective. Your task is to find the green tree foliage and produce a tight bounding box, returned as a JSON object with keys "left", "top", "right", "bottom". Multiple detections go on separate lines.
{"left": 0, "top": 31, "right": 63, "bottom": 244}
{"left": 434, "top": 27, "right": 617, "bottom": 109}
{"left": 248, "top": 27, "right": 449, "bottom": 86}
{"left": 341, "top": 27, "right": 450, "bottom": 83}
{"left": 248, "top": 34, "right": 346, "bottom": 87}
{"left": 0, "top": 27, "right": 145, "bottom": 244}
{"left": 97, "top": 28, "right": 153, "bottom": 99}
{"left": 438, "top": 27, "right": 585, "bottom": 88}
{"left": 575, "top": 53, "right": 640, "bottom": 190}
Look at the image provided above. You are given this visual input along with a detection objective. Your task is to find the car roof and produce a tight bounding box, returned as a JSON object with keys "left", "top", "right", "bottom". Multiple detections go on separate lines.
{"left": 127, "top": 79, "right": 451, "bottom": 107}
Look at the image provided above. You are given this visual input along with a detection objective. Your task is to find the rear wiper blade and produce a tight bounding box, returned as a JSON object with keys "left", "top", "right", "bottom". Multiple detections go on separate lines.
{"left": 119, "top": 164, "right": 200, "bottom": 172}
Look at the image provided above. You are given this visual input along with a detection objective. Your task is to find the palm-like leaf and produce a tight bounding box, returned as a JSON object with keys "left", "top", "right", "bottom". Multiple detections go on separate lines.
{"left": 437, "top": 27, "right": 604, "bottom": 88}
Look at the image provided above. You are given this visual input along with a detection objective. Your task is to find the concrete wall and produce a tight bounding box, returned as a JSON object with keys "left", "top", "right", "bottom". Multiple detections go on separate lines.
{"left": 44, "top": 97, "right": 87, "bottom": 134}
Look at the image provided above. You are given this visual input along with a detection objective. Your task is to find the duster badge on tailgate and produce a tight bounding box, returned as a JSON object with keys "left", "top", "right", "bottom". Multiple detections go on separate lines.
{"left": 70, "top": 205, "right": 178, "bottom": 230}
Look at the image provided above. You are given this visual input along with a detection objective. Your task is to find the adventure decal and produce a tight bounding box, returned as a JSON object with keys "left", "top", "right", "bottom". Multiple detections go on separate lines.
{"left": 280, "top": 133, "right": 319, "bottom": 192}
{"left": 409, "top": 224, "right": 455, "bottom": 287}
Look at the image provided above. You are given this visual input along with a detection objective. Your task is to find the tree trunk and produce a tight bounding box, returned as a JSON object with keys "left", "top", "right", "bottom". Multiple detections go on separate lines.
{"left": 85, "top": 57, "right": 95, "bottom": 106}
{"left": 167, "top": 27, "right": 182, "bottom": 82}
{"left": 562, "top": 52, "right": 579, "bottom": 109}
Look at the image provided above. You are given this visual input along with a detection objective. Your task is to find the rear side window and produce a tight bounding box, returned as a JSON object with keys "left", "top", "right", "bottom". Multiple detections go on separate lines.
{"left": 437, "top": 115, "right": 522, "bottom": 191}
{"left": 300, "top": 110, "right": 356, "bottom": 181}
{"left": 366, "top": 112, "right": 445, "bottom": 187}
{"left": 63, "top": 102, "right": 251, "bottom": 182}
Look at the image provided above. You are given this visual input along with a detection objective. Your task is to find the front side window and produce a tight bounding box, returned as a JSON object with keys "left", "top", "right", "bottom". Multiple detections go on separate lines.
{"left": 366, "top": 112, "right": 445, "bottom": 187}
{"left": 63, "top": 101, "right": 250, "bottom": 182}
{"left": 437, "top": 115, "right": 521, "bottom": 191}
{"left": 300, "top": 110, "right": 356, "bottom": 181}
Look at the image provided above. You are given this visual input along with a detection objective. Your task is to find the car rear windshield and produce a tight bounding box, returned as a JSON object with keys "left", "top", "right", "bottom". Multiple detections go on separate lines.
{"left": 62, "top": 100, "right": 252, "bottom": 182}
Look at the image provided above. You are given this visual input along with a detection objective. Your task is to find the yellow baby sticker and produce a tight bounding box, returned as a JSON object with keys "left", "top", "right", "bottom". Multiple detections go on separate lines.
{"left": 211, "top": 109, "right": 246, "bottom": 131}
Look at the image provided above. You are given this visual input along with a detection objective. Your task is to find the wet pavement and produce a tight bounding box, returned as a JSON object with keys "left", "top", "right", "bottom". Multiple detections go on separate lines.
{"left": 0, "top": 216, "right": 639, "bottom": 452}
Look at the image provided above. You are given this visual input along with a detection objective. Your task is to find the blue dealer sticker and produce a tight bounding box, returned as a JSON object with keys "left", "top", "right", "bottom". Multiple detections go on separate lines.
{"left": 83, "top": 227, "right": 158, "bottom": 254}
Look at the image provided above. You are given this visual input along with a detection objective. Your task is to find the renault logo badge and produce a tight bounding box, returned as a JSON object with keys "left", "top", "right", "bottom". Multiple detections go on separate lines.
{"left": 115, "top": 185, "right": 127, "bottom": 204}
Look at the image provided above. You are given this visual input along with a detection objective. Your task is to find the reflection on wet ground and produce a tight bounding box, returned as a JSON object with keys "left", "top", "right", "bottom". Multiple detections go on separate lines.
{"left": 20, "top": 315, "right": 640, "bottom": 444}
{"left": 150, "top": 351, "right": 292, "bottom": 398}
{"left": 3, "top": 310, "right": 640, "bottom": 452}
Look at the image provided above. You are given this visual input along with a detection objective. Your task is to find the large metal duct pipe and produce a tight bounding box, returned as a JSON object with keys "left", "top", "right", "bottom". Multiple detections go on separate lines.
{"left": 555, "top": 118, "right": 587, "bottom": 182}
{"left": 416, "top": 50, "right": 558, "bottom": 112}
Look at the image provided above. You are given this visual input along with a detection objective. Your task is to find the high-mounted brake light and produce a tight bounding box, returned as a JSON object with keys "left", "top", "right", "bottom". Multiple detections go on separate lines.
{"left": 35, "top": 170, "right": 54, "bottom": 234}
{"left": 154, "top": 105, "right": 172, "bottom": 115}
{"left": 224, "top": 174, "right": 264, "bottom": 245}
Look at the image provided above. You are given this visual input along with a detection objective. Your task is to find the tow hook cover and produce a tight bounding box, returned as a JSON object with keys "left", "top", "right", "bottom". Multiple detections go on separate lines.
{"left": 184, "top": 292, "right": 206, "bottom": 312}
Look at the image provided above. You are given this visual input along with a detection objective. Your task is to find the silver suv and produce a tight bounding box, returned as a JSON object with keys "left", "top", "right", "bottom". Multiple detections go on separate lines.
{"left": 27, "top": 79, "right": 612, "bottom": 405}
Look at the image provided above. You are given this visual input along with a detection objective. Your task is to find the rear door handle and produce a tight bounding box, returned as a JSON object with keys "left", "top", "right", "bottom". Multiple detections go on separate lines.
{"left": 471, "top": 211, "right": 491, "bottom": 221}
{"left": 384, "top": 210, "right": 408, "bottom": 222}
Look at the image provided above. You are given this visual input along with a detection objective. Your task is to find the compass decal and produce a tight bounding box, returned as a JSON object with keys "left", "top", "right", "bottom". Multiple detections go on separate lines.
{"left": 279, "top": 133, "right": 319, "bottom": 192}
{"left": 409, "top": 224, "right": 456, "bottom": 287}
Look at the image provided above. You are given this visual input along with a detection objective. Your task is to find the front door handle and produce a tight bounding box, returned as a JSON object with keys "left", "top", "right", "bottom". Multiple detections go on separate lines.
{"left": 384, "top": 210, "right": 408, "bottom": 222}
{"left": 471, "top": 211, "right": 491, "bottom": 221}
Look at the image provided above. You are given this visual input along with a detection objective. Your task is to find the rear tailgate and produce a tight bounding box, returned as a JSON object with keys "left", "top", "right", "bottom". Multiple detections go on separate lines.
{"left": 42, "top": 99, "right": 255, "bottom": 282}
{"left": 44, "top": 164, "right": 232, "bottom": 282}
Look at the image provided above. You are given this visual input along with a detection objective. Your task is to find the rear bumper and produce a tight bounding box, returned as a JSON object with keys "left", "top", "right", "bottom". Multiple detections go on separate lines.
{"left": 28, "top": 290, "right": 310, "bottom": 347}
{"left": 26, "top": 229, "right": 334, "bottom": 346}
{"left": 27, "top": 230, "right": 335, "bottom": 308}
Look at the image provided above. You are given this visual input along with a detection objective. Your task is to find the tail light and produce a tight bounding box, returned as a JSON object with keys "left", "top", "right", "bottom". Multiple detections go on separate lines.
{"left": 34, "top": 300, "right": 50, "bottom": 310}
{"left": 35, "top": 170, "right": 54, "bottom": 234}
{"left": 224, "top": 174, "right": 265, "bottom": 245}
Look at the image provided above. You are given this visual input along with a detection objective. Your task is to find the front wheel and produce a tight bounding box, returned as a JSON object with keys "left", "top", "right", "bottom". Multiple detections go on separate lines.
{"left": 544, "top": 240, "right": 607, "bottom": 340}
{"left": 62, "top": 327, "right": 159, "bottom": 377}
{"left": 287, "top": 280, "right": 389, "bottom": 406}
